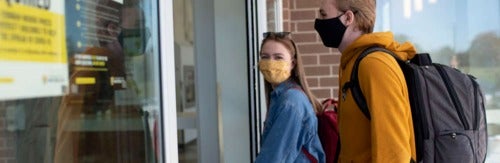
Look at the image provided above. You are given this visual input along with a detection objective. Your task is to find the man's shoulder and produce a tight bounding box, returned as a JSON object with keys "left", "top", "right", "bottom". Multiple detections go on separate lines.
{"left": 359, "top": 50, "right": 401, "bottom": 71}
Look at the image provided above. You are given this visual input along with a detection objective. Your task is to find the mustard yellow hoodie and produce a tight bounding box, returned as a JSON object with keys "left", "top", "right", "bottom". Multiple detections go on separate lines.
{"left": 338, "top": 32, "right": 417, "bottom": 163}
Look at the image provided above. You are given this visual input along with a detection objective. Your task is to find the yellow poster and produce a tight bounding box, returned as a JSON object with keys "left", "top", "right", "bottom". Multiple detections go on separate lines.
{"left": 0, "top": 2, "right": 68, "bottom": 100}
{"left": 0, "top": 3, "right": 67, "bottom": 63}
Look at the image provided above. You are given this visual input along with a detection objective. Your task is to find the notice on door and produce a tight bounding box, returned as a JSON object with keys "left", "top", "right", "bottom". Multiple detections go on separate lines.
{"left": 0, "top": 2, "right": 68, "bottom": 100}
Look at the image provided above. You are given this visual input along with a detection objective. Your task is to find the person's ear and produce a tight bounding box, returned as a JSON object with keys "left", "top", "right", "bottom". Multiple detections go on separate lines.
{"left": 290, "top": 59, "right": 296, "bottom": 70}
{"left": 343, "top": 10, "right": 355, "bottom": 26}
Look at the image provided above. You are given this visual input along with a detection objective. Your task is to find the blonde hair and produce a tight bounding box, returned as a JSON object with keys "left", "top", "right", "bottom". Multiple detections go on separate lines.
{"left": 336, "top": 0, "right": 376, "bottom": 33}
{"left": 260, "top": 33, "right": 323, "bottom": 113}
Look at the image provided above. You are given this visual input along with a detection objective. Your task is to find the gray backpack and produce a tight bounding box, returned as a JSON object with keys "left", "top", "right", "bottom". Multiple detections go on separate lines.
{"left": 342, "top": 47, "right": 488, "bottom": 163}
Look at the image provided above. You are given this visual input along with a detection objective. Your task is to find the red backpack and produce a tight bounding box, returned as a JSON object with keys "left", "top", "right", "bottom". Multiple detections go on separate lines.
{"left": 317, "top": 98, "right": 340, "bottom": 163}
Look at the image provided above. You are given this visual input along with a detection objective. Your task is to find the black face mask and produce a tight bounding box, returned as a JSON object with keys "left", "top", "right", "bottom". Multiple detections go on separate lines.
{"left": 314, "top": 14, "right": 347, "bottom": 48}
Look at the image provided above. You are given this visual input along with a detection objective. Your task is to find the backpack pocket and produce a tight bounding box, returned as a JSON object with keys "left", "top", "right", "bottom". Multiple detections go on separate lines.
{"left": 435, "top": 130, "right": 475, "bottom": 163}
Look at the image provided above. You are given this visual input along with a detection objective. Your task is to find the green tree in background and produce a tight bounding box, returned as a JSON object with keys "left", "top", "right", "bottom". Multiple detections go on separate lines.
{"left": 468, "top": 32, "right": 500, "bottom": 68}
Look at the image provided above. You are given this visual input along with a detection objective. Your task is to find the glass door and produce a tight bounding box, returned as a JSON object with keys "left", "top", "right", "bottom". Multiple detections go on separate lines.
{"left": 0, "top": 0, "right": 162, "bottom": 162}
{"left": 172, "top": 0, "right": 198, "bottom": 162}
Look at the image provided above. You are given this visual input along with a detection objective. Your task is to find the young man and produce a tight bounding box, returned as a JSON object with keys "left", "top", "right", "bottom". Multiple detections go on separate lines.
{"left": 314, "top": 0, "right": 417, "bottom": 162}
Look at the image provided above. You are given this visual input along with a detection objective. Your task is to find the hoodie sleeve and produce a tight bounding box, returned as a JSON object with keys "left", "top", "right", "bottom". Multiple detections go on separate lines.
{"left": 357, "top": 52, "right": 415, "bottom": 163}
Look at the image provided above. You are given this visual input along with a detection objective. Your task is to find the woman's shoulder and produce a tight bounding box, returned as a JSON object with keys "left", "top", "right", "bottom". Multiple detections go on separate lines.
{"left": 283, "top": 87, "right": 308, "bottom": 101}
{"left": 280, "top": 87, "right": 314, "bottom": 112}
{"left": 272, "top": 81, "right": 311, "bottom": 108}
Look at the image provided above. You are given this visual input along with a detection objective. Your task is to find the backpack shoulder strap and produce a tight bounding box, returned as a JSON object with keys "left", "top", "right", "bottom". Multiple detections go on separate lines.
{"left": 341, "top": 46, "right": 400, "bottom": 120}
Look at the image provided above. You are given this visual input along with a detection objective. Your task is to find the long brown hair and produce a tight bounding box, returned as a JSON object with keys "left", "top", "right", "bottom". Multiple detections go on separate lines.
{"left": 260, "top": 32, "right": 322, "bottom": 113}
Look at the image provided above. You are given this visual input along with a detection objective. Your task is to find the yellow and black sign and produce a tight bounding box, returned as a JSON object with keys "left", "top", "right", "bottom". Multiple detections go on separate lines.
{"left": 0, "top": 2, "right": 67, "bottom": 63}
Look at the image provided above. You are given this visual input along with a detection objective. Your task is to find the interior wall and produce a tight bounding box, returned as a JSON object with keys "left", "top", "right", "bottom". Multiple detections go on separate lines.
{"left": 214, "top": 0, "right": 251, "bottom": 162}
{"left": 173, "top": 0, "right": 196, "bottom": 145}
{"left": 175, "top": 0, "right": 251, "bottom": 161}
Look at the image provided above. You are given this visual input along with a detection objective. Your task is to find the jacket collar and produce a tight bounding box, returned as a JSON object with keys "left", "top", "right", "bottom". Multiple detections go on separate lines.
{"left": 270, "top": 79, "right": 299, "bottom": 97}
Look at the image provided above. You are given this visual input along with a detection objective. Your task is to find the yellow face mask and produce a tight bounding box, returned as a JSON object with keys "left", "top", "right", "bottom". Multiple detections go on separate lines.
{"left": 258, "top": 60, "right": 292, "bottom": 85}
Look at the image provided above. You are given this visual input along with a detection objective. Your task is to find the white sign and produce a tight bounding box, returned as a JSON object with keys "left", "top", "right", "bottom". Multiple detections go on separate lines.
{"left": 0, "top": 2, "right": 68, "bottom": 100}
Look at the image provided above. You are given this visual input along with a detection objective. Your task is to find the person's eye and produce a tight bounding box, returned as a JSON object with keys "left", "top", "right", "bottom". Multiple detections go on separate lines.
{"left": 260, "top": 55, "right": 270, "bottom": 59}
{"left": 319, "top": 10, "right": 327, "bottom": 18}
{"left": 276, "top": 56, "right": 284, "bottom": 60}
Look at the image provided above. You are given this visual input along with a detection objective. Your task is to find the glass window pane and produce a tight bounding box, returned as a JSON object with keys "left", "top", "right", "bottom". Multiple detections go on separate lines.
{"left": 375, "top": 0, "right": 499, "bottom": 161}
{"left": 0, "top": 0, "right": 161, "bottom": 162}
{"left": 173, "top": 0, "right": 198, "bottom": 162}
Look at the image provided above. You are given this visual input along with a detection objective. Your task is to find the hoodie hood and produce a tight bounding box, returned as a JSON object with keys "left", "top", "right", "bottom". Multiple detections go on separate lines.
{"left": 340, "top": 32, "right": 416, "bottom": 69}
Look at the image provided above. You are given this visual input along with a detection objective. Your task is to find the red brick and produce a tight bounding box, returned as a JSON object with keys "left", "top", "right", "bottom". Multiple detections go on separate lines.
{"left": 307, "top": 78, "right": 319, "bottom": 87}
{"left": 297, "top": 44, "right": 329, "bottom": 54}
{"left": 283, "top": 0, "right": 290, "bottom": 8}
{"left": 294, "top": 0, "right": 321, "bottom": 9}
{"left": 333, "top": 88, "right": 339, "bottom": 97}
{"left": 291, "top": 22, "right": 297, "bottom": 32}
{"left": 283, "top": 9, "right": 290, "bottom": 20}
{"left": 297, "top": 21, "right": 315, "bottom": 31}
{"left": 331, "top": 65, "right": 340, "bottom": 75}
{"left": 304, "top": 66, "right": 330, "bottom": 76}
{"left": 283, "top": 22, "right": 291, "bottom": 32}
{"left": 292, "top": 33, "right": 317, "bottom": 43}
{"left": 301, "top": 55, "right": 318, "bottom": 65}
{"left": 291, "top": 10, "right": 316, "bottom": 21}
{"left": 311, "top": 88, "right": 331, "bottom": 99}
{"left": 330, "top": 48, "right": 341, "bottom": 54}
{"left": 319, "top": 54, "right": 341, "bottom": 64}
{"left": 320, "top": 77, "right": 339, "bottom": 87}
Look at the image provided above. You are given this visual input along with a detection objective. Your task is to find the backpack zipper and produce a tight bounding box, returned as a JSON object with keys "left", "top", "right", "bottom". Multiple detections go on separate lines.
{"left": 435, "top": 64, "right": 469, "bottom": 130}
{"left": 468, "top": 75, "right": 479, "bottom": 130}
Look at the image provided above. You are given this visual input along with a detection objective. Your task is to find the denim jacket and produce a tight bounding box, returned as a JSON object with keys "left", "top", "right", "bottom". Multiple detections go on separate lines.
{"left": 255, "top": 80, "right": 326, "bottom": 163}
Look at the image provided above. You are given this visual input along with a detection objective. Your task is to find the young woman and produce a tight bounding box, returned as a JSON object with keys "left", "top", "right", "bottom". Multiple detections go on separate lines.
{"left": 255, "top": 32, "right": 325, "bottom": 163}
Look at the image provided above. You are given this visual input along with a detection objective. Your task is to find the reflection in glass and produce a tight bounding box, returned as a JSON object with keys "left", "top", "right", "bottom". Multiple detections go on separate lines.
{"left": 173, "top": 0, "right": 198, "bottom": 162}
{"left": 0, "top": 0, "right": 161, "bottom": 163}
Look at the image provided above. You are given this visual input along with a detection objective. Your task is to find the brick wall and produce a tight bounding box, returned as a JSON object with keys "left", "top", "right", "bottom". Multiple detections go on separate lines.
{"left": 288, "top": 0, "right": 341, "bottom": 100}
